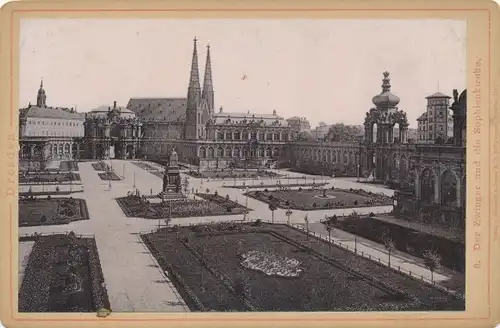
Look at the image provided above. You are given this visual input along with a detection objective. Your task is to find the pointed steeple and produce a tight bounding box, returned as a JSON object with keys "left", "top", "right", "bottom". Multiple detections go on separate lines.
{"left": 202, "top": 43, "right": 214, "bottom": 112}
{"left": 37, "top": 78, "right": 47, "bottom": 108}
{"left": 187, "top": 36, "right": 201, "bottom": 110}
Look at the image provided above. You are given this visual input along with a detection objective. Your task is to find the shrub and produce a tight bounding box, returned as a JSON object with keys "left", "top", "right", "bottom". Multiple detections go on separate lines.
{"left": 298, "top": 187, "right": 302, "bottom": 192}
{"left": 354, "top": 200, "right": 358, "bottom": 205}
{"left": 312, "top": 202, "right": 317, "bottom": 208}
{"left": 369, "top": 212, "right": 376, "bottom": 217}
{"left": 255, "top": 218, "right": 262, "bottom": 226}
{"left": 264, "top": 188, "right": 269, "bottom": 192}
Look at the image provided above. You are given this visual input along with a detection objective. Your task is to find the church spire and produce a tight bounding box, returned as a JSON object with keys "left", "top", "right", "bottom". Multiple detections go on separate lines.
{"left": 202, "top": 43, "right": 214, "bottom": 112}
{"left": 37, "top": 78, "right": 47, "bottom": 108}
{"left": 187, "top": 36, "right": 201, "bottom": 110}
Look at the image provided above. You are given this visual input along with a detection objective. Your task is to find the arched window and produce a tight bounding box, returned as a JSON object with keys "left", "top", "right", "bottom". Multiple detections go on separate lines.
{"left": 420, "top": 168, "right": 436, "bottom": 204}
{"left": 441, "top": 170, "right": 458, "bottom": 206}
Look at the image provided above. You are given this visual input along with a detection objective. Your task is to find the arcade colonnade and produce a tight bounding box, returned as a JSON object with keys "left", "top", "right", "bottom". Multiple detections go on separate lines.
{"left": 20, "top": 139, "right": 81, "bottom": 161}
{"left": 414, "top": 165, "right": 465, "bottom": 208}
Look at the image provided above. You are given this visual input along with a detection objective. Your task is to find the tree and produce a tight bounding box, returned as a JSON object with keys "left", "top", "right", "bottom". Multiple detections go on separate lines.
{"left": 269, "top": 202, "right": 277, "bottom": 223}
{"left": 423, "top": 249, "right": 442, "bottom": 284}
{"left": 382, "top": 234, "right": 396, "bottom": 267}
{"left": 325, "top": 225, "right": 332, "bottom": 253}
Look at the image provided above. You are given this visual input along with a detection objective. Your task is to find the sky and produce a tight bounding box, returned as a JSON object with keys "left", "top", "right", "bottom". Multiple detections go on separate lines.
{"left": 19, "top": 18, "right": 466, "bottom": 128}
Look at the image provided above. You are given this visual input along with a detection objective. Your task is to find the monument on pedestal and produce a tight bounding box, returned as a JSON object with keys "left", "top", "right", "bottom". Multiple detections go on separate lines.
{"left": 157, "top": 148, "right": 186, "bottom": 200}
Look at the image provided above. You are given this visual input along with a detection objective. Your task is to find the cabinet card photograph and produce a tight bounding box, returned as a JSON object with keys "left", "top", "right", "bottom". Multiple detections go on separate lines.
{"left": 0, "top": 1, "right": 499, "bottom": 328}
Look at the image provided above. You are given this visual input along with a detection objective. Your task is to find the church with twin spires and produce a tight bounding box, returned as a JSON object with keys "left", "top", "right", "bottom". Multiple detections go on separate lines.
{"left": 127, "top": 37, "right": 292, "bottom": 170}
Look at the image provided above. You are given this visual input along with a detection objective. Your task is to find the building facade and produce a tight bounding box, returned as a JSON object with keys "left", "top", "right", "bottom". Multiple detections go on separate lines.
{"left": 416, "top": 92, "right": 452, "bottom": 143}
{"left": 19, "top": 80, "right": 85, "bottom": 169}
{"left": 127, "top": 38, "right": 291, "bottom": 170}
{"left": 82, "top": 101, "right": 143, "bottom": 159}
{"left": 286, "top": 116, "right": 311, "bottom": 136}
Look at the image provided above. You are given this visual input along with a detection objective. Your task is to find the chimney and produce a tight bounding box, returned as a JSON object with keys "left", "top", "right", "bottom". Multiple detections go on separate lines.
{"left": 113, "top": 101, "right": 117, "bottom": 109}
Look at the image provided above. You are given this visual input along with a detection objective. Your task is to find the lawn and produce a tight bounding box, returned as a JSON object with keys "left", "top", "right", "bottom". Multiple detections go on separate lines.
{"left": 58, "top": 161, "right": 80, "bottom": 172}
{"left": 98, "top": 171, "right": 121, "bottom": 181}
{"left": 18, "top": 233, "right": 110, "bottom": 312}
{"left": 19, "top": 172, "right": 81, "bottom": 184}
{"left": 19, "top": 197, "right": 90, "bottom": 227}
{"left": 195, "top": 193, "right": 252, "bottom": 212}
{"left": 91, "top": 162, "right": 111, "bottom": 171}
{"left": 116, "top": 194, "right": 247, "bottom": 219}
{"left": 324, "top": 214, "right": 465, "bottom": 274}
{"left": 228, "top": 182, "right": 328, "bottom": 189}
{"left": 141, "top": 222, "right": 464, "bottom": 312}
{"left": 187, "top": 169, "right": 282, "bottom": 179}
{"left": 246, "top": 187, "right": 393, "bottom": 211}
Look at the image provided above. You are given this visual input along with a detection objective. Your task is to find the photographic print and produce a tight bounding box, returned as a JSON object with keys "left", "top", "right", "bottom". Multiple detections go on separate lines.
{"left": 1, "top": 1, "right": 499, "bottom": 328}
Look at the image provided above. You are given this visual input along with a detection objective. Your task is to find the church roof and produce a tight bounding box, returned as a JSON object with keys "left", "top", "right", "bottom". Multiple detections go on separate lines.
{"left": 19, "top": 105, "right": 85, "bottom": 120}
{"left": 211, "top": 111, "right": 288, "bottom": 126}
{"left": 127, "top": 97, "right": 187, "bottom": 122}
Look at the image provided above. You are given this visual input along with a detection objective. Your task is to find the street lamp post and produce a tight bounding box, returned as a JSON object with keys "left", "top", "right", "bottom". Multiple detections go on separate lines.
{"left": 244, "top": 187, "right": 249, "bottom": 221}
{"left": 285, "top": 209, "right": 293, "bottom": 225}
{"left": 304, "top": 214, "right": 309, "bottom": 240}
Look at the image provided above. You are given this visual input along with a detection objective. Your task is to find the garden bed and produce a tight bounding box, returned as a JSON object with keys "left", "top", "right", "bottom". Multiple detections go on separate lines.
{"left": 19, "top": 172, "right": 81, "bottom": 184}
{"left": 116, "top": 194, "right": 247, "bottom": 219}
{"left": 91, "top": 162, "right": 111, "bottom": 171}
{"left": 59, "top": 161, "right": 80, "bottom": 172}
{"left": 140, "top": 222, "right": 464, "bottom": 312}
{"left": 195, "top": 193, "right": 252, "bottom": 211}
{"left": 19, "top": 197, "right": 90, "bottom": 227}
{"left": 18, "top": 233, "right": 110, "bottom": 312}
{"left": 245, "top": 187, "right": 393, "bottom": 211}
{"left": 98, "top": 171, "right": 122, "bottom": 181}
{"left": 228, "top": 182, "right": 328, "bottom": 189}
{"left": 186, "top": 169, "right": 283, "bottom": 180}
{"left": 324, "top": 214, "right": 465, "bottom": 273}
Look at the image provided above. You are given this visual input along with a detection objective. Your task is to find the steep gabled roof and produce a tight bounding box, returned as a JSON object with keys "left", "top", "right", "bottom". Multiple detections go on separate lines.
{"left": 19, "top": 105, "right": 85, "bottom": 120}
{"left": 127, "top": 98, "right": 187, "bottom": 122}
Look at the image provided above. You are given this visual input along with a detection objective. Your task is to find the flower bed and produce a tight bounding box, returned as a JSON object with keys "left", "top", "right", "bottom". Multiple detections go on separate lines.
{"left": 241, "top": 250, "right": 303, "bottom": 278}
{"left": 59, "top": 161, "right": 80, "bottom": 172}
{"left": 18, "top": 233, "right": 110, "bottom": 312}
{"left": 229, "top": 182, "right": 328, "bottom": 189}
{"left": 19, "top": 172, "right": 81, "bottom": 184}
{"left": 245, "top": 187, "right": 393, "bottom": 211}
{"left": 195, "top": 193, "right": 251, "bottom": 211}
{"left": 98, "top": 171, "right": 121, "bottom": 181}
{"left": 19, "top": 197, "right": 90, "bottom": 227}
{"left": 91, "top": 162, "right": 110, "bottom": 171}
{"left": 116, "top": 195, "right": 247, "bottom": 219}
{"left": 140, "top": 223, "right": 463, "bottom": 312}
{"left": 187, "top": 169, "right": 282, "bottom": 180}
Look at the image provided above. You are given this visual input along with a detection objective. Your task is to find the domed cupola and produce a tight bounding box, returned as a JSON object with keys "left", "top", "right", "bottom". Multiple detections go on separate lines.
{"left": 372, "top": 71, "right": 400, "bottom": 108}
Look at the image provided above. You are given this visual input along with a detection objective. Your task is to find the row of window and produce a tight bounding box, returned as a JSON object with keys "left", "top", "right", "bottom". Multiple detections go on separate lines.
{"left": 216, "top": 131, "right": 289, "bottom": 141}
{"left": 28, "top": 119, "right": 82, "bottom": 126}
{"left": 427, "top": 99, "right": 449, "bottom": 106}
{"left": 418, "top": 124, "right": 446, "bottom": 132}
{"left": 24, "top": 130, "right": 83, "bottom": 137}
{"left": 199, "top": 147, "right": 281, "bottom": 158}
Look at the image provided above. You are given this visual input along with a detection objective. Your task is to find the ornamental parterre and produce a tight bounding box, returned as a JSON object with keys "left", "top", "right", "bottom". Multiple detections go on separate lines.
{"left": 18, "top": 233, "right": 110, "bottom": 312}
{"left": 19, "top": 197, "right": 90, "bottom": 227}
{"left": 141, "top": 222, "right": 464, "bottom": 312}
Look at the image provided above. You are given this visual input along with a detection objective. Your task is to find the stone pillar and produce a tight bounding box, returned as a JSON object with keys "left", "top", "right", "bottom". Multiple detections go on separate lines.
{"left": 132, "top": 144, "right": 136, "bottom": 159}
{"left": 92, "top": 145, "right": 97, "bottom": 159}
{"left": 415, "top": 171, "right": 421, "bottom": 200}
{"left": 456, "top": 178, "right": 462, "bottom": 208}
{"left": 434, "top": 172, "right": 441, "bottom": 204}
